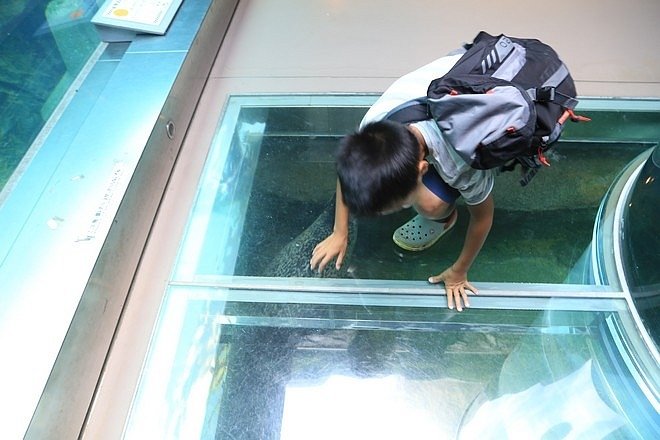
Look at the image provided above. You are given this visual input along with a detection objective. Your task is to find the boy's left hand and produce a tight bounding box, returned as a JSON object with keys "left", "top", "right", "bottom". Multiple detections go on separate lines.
{"left": 428, "top": 266, "right": 478, "bottom": 311}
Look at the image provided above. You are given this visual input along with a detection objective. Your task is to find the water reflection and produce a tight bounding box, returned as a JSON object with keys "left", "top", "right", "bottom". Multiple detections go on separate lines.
{"left": 0, "top": 0, "right": 99, "bottom": 191}
{"left": 460, "top": 360, "right": 624, "bottom": 439}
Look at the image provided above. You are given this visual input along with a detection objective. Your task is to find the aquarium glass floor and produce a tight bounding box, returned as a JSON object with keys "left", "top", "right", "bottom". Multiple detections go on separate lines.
{"left": 124, "top": 96, "right": 659, "bottom": 439}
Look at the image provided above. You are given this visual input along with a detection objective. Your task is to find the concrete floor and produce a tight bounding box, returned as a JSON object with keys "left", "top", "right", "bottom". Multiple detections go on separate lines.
{"left": 210, "top": 0, "right": 660, "bottom": 97}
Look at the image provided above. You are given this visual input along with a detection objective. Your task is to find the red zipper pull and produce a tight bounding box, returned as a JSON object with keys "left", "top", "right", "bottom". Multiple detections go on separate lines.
{"left": 538, "top": 148, "right": 551, "bottom": 166}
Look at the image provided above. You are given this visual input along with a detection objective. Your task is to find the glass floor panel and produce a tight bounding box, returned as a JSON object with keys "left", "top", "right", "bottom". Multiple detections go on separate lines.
{"left": 125, "top": 286, "right": 650, "bottom": 439}
{"left": 125, "top": 96, "right": 659, "bottom": 439}
{"left": 172, "top": 97, "right": 651, "bottom": 285}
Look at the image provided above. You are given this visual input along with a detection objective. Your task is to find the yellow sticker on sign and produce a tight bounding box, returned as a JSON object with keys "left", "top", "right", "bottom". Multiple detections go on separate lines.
{"left": 102, "top": 0, "right": 174, "bottom": 26}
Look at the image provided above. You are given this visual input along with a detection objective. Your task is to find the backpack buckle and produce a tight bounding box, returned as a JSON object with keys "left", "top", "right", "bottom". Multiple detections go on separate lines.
{"left": 535, "top": 86, "right": 555, "bottom": 102}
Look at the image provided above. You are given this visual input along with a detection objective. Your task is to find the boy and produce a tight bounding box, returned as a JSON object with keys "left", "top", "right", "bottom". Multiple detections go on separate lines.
{"left": 310, "top": 53, "right": 495, "bottom": 312}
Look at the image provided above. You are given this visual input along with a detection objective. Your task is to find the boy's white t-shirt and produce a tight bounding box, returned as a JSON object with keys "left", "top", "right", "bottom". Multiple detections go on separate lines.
{"left": 360, "top": 54, "right": 494, "bottom": 206}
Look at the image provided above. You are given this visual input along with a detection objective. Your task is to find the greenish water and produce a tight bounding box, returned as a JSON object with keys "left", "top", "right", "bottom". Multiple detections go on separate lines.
{"left": 235, "top": 136, "right": 649, "bottom": 284}
{"left": 0, "top": 0, "right": 98, "bottom": 190}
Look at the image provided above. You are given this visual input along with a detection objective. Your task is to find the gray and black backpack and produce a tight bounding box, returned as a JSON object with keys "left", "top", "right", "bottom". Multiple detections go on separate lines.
{"left": 386, "top": 31, "right": 590, "bottom": 185}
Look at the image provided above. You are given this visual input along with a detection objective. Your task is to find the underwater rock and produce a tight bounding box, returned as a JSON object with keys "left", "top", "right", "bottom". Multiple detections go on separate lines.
{"left": 214, "top": 198, "right": 359, "bottom": 438}
{"left": 264, "top": 196, "right": 357, "bottom": 278}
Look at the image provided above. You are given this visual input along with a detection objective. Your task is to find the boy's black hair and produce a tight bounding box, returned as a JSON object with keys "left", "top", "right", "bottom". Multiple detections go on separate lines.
{"left": 336, "top": 120, "right": 420, "bottom": 216}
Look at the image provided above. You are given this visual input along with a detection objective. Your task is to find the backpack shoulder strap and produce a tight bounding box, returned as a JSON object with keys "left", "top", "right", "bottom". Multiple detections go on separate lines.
{"left": 526, "top": 63, "right": 579, "bottom": 109}
{"left": 383, "top": 97, "right": 431, "bottom": 124}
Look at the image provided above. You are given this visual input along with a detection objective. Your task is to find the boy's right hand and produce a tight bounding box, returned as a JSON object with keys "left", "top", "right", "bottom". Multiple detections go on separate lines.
{"left": 310, "top": 232, "right": 348, "bottom": 273}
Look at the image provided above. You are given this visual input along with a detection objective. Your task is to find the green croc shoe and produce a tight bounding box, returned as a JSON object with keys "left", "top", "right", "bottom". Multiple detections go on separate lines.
{"left": 392, "top": 212, "right": 457, "bottom": 251}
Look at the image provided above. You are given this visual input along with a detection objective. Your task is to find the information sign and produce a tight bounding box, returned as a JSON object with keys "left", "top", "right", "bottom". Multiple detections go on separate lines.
{"left": 91, "top": 0, "right": 184, "bottom": 42}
